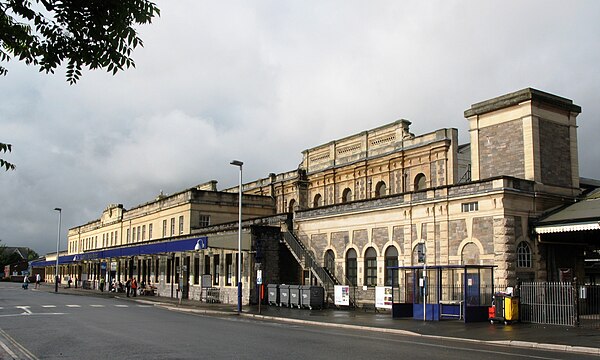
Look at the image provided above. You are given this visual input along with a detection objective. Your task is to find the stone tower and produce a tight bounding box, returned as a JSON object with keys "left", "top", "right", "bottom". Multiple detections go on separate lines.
{"left": 464, "top": 88, "right": 581, "bottom": 196}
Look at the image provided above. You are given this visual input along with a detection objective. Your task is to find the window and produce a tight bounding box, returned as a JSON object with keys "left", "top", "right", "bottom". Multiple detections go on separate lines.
{"left": 324, "top": 250, "right": 335, "bottom": 277}
{"left": 461, "top": 202, "right": 479, "bottom": 212}
{"left": 288, "top": 199, "right": 296, "bottom": 213}
{"left": 142, "top": 225, "right": 146, "bottom": 240}
{"left": 149, "top": 224, "right": 153, "bottom": 240}
{"left": 137, "top": 226, "right": 141, "bottom": 241}
{"left": 126, "top": 229, "right": 130, "bottom": 244}
{"left": 204, "top": 255, "right": 211, "bottom": 275}
{"left": 110, "top": 232, "right": 113, "bottom": 246}
{"left": 179, "top": 216, "right": 184, "bottom": 235}
{"left": 213, "top": 255, "right": 220, "bottom": 285}
{"left": 313, "top": 194, "right": 322, "bottom": 208}
{"left": 199, "top": 215, "right": 210, "bottom": 228}
{"left": 194, "top": 256, "right": 200, "bottom": 285}
{"left": 346, "top": 249, "right": 357, "bottom": 286}
{"left": 385, "top": 246, "right": 398, "bottom": 286}
{"left": 166, "top": 258, "right": 171, "bottom": 283}
{"left": 364, "top": 247, "right": 377, "bottom": 287}
{"left": 414, "top": 173, "right": 427, "bottom": 191}
{"left": 114, "top": 231, "right": 118, "bottom": 244}
{"left": 170, "top": 218, "right": 175, "bottom": 236}
{"left": 132, "top": 228, "right": 136, "bottom": 243}
{"left": 342, "top": 188, "right": 352, "bottom": 203}
{"left": 226, "top": 254, "right": 233, "bottom": 286}
{"left": 162, "top": 220, "right": 167, "bottom": 238}
{"left": 517, "top": 242, "right": 532, "bottom": 268}
{"left": 375, "top": 181, "right": 387, "bottom": 198}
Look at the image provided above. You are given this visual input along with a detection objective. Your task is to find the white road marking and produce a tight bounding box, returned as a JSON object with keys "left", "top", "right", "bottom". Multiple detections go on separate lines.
{"left": 114, "top": 304, "right": 129, "bottom": 307}
{"left": 16, "top": 306, "right": 32, "bottom": 314}
{"left": 90, "top": 305, "right": 104, "bottom": 307}
{"left": 66, "top": 305, "right": 80, "bottom": 308}
{"left": 42, "top": 305, "right": 56, "bottom": 308}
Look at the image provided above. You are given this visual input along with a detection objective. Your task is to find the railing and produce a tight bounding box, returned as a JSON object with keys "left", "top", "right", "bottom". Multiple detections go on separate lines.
{"left": 519, "top": 282, "right": 576, "bottom": 326}
{"left": 282, "top": 231, "right": 338, "bottom": 303}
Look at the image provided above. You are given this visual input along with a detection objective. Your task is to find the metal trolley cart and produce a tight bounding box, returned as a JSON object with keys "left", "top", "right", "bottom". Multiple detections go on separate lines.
{"left": 489, "top": 292, "right": 519, "bottom": 325}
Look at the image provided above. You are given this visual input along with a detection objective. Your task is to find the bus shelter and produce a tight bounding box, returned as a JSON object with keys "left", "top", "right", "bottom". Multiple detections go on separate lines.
{"left": 389, "top": 265, "right": 496, "bottom": 322}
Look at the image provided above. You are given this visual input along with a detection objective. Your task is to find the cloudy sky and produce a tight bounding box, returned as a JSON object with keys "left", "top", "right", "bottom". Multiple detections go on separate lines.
{"left": 1, "top": 1, "right": 599, "bottom": 255}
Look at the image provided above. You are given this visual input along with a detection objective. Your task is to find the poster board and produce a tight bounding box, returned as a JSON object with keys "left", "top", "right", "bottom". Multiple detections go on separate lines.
{"left": 375, "top": 286, "right": 393, "bottom": 309}
{"left": 334, "top": 285, "right": 350, "bottom": 306}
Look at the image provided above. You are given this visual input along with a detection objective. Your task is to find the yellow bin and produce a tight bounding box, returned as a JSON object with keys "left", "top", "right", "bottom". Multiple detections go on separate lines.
{"left": 504, "top": 296, "right": 519, "bottom": 321}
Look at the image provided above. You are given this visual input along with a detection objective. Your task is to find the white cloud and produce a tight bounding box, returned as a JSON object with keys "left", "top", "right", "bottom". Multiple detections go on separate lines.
{"left": 1, "top": 0, "right": 600, "bottom": 254}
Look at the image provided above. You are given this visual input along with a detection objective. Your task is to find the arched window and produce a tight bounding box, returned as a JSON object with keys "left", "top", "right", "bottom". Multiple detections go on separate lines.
{"left": 342, "top": 188, "right": 352, "bottom": 203}
{"left": 375, "top": 181, "right": 387, "bottom": 198}
{"left": 461, "top": 242, "right": 480, "bottom": 265}
{"left": 324, "top": 250, "right": 335, "bottom": 277}
{"left": 414, "top": 173, "right": 426, "bottom": 191}
{"left": 517, "top": 242, "right": 532, "bottom": 268}
{"left": 364, "top": 247, "right": 377, "bottom": 287}
{"left": 313, "top": 194, "right": 322, "bottom": 208}
{"left": 288, "top": 199, "right": 296, "bottom": 213}
{"left": 345, "top": 249, "right": 357, "bottom": 286}
{"left": 385, "top": 246, "right": 399, "bottom": 286}
{"left": 384, "top": 246, "right": 398, "bottom": 286}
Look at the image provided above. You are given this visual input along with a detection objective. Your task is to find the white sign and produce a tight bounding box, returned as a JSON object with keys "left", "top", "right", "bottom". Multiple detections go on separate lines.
{"left": 110, "top": 262, "right": 117, "bottom": 271}
{"left": 375, "top": 286, "right": 393, "bottom": 309}
{"left": 256, "top": 270, "right": 262, "bottom": 285}
{"left": 334, "top": 285, "right": 350, "bottom": 306}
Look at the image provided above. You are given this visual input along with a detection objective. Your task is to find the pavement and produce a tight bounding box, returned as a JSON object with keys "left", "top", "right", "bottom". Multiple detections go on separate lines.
{"left": 4, "top": 283, "right": 600, "bottom": 357}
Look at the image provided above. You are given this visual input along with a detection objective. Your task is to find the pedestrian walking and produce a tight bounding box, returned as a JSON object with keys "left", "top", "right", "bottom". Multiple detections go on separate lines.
{"left": 99, "top": 277, "right": 105, "bottom": 292}
{"left": 125, "top": 278, "right": 131, "bottom": 297}
{"left": 131, "top": 277, "right": 137, "bottom": 297}
{"left": 35, "top": 273, "right": 41, "bottom": 289}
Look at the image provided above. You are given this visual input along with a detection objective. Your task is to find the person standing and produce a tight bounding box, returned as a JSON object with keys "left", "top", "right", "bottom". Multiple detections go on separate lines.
{"left": 23, "top": 276, "right": 29, "bottom": 290}
{"left": 125, "top": 278, "right": 131, "bottom": 297}
{"left": 35, "top": 273, "right": 41, "bottom": 289}
{"left": 99, "top": 277, "right": 105, "bottom": 292}
{"left": 131, "top": 277, "right": 137, "bottom": 297}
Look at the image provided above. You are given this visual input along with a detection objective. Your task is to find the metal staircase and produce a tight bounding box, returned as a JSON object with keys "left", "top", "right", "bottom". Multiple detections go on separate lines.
{"left": 281, "top": 230, "right": 340, "bottom": 304}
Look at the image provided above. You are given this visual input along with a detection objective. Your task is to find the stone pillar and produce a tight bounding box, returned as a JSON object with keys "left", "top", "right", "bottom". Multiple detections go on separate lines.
{"left": 493, "top": 216, "right": 516, "bottom": 284}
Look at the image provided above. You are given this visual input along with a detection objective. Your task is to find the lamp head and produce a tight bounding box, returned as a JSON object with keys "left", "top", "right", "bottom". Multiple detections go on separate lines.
{"left": 230, "top": 160, "right": 243, "bottom": 167}
{"left": 54, "top": 207, "right": 61, "bottom": 212}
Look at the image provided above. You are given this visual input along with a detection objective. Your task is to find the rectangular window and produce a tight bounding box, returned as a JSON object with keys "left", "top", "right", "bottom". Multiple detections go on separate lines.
{"left": 166, "top": 258, "right": 172, "bottom": 283}
{"left": 461, "top": 202, "right": 479, "bottom": 212}
{"left": 132, "top": 227, "right": 137, "bottom": 243}
{"left": 155, "top": 258, "right": 160, "bottom": 283}
{"left": 193, "top": 256, "right": 200, "bottom": 285}
{"left": 204, "top": 255, "right": 210, "bottom": 275}
{"left": 199, "top": 215, "right": 210, "bottom": 228}
{"left": 148, "top": 224, "right": 153, "bottom": 240}
{"left": 385, "top": 258, "right": 398, "bottom": 286}
{"left": 346, "top": 259, "right": 357, "bottom": 286}
{"left": 226, "top": 254, "right": 233, "bottom": 286}
{"left": 162, "top": 220, "right": 167, "bottom": 238}
{"left": 137, "top": 226, "right": 141, "bottom": 241}
{"left": 142, "top": 225, "right": 146, "bottom": 241}
{"left": 126, "top": 229, "right": 130, "bottom": 244}
{"left": 213, "top": 255, "right": 220, "bottom": 285}
{"left": 365, "top": 258, "right": 377, "bottom": 286}
{"left": 114, "top": 231, "right": 118, "bottom": 245}
{"left": 179, "top": 215, "right": 184, "bottom": 235}
{"left": 170, "top": 218, "right": 175, "bottom": 236}
{"left": 175, "top": 257, "right": 180, "bottom": 285}
{"left": 110, "top": 232, "right": 113, "bottom": 246}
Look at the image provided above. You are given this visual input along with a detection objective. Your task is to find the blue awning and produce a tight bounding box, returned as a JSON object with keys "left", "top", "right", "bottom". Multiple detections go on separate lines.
{"left": 32, "top": 236, "right": 209, "bottom": 267}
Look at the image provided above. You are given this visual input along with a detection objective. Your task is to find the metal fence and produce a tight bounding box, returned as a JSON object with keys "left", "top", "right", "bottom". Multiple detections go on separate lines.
{"left": 517, "top": 282, "right": 600, "bottom": 328}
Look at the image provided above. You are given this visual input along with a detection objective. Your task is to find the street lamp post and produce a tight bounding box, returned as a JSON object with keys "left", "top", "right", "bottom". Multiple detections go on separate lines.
{"left": 230, "top": 160, "right": 243, "bottom": 313}
{"left": 54, "top": 207, "right": 62, "bottom": 293}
